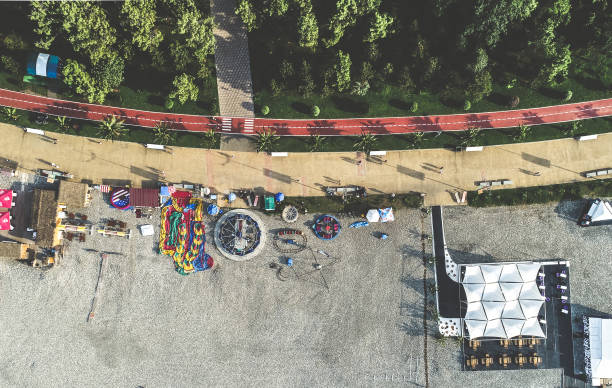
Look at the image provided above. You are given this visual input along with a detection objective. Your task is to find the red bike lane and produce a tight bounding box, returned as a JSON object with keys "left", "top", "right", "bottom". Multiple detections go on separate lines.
{"left": 1, "top": 88, "right": 610, "bottom": 136}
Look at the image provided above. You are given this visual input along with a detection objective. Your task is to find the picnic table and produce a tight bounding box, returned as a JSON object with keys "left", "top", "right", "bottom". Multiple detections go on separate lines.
{"left": 498, "top": 354, "right": 512, "bottom": 367}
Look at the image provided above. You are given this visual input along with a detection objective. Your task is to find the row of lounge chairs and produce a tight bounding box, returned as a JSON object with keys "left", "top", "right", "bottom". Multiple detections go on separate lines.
{"left": 466, "top": 353, "right": 542, "bottom": 369}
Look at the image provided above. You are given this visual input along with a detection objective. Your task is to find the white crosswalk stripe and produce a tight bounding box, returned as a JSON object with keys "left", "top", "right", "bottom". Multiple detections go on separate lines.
{"left": 221, "top": 118, "right": 232, "bottom": 131}
{"left": 243, "top": 118, "right": 254, "bottom": 133}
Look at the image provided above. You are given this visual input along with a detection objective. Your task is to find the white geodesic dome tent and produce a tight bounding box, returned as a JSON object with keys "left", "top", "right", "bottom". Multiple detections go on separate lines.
{"left": 461, "top": 262, "right": 546, "bottom": 340}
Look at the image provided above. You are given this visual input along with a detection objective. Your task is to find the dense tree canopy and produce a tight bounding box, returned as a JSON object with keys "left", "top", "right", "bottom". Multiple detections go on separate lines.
{"left": 25, "top": 0, "right": 215, "bottom": 104}
{"left": 239, "top": 0, "right": 611, "bottom": 104}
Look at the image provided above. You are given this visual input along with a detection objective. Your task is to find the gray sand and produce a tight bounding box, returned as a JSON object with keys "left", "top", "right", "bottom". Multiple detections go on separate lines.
{"left": 1, "top": 180, "right": 610, "bottom": 387}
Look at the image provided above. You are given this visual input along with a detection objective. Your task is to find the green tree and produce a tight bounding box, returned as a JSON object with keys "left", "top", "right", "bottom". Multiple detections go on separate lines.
{"left": 261, "top": 105, "right": 270, "bottom": 115}
{"left": 153, "top": 122, "right": 176, "bottom": 145}
{"left": 62, "top": 60, "right": 101, "bottom": 103}
{"left": 59, "top": 2, "right": 117, "bottom": 65}
{"left": 461, "top": 127, "right": 481, "bottom": 147}
{"left": 514, "top": 123, "right": 531, "bottom": 142}
{"left": 29, "top": 1, "right": 58, "bottom": 50}
{"left": 255, "top": 129, "right": 280, "bottom": 153}
{"left": 93, "top": 54, "right": 125, "bottom": 93}
{"left": 201, "top": 129, "right": 219, "bottom": 149}
{"left": 407, "top": 132, "right": 424, "bottom": 149}
{"left": 470, "top": 47, "right": 488, "bottom": 74}
{"left": 169, "top": 74, "right": 198, "bottom": 104}
{"left": 98, "top": 115, "right": 127, "bottom": 141}
{"left": 334, "top": 50, "right": 351, "bottom": 92}
{"left": 265, "top": 0, "right": 289, "bottom": 16}
{"left": 120, "top": 0, "right": 163, "bottom": 53}
{"left": 174, "top": 8, "right": 215, "bottom": 63}
{"left": 353, "top": 131, "right": 377, "bottom": 154}
{"left": 297, "top": 60, "right": 315, "bottom": 97}
{"left": 351, "top": 80, "right": 370, "bottom": 96}
{"left": 324, "top": 0, "right": 359, "bottom": 47}
{"left": 464, "top": 100, "right": 471, "bottom": 111}
{"left": 465, "top": 70, "right": 493, "bottom": 103}
{"left": 308, "top": 134, "right": 326, "bottom": 152}
{"left": 411, "top": 101, "right": 418, "bottom": 112}
{"left": 235, "top": 0, "right": 257, "bottom": 31}
{"left": 365, "top": 12, "right": 393, "bottom": 42}
{"left": 311, "top": 105, "right": 320, "bottom": 117}
{"left": 297, "top": 4, "right": 319, "bottom": 48}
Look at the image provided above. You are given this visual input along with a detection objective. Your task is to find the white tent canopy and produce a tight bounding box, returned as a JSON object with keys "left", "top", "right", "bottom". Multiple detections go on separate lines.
{"left": 482, "top": 301, "right": 505, "bottom": 320}
{"left": 500, "top": 282, "right": 522, "bottom": 301}
{"left": 366, "top": 209, "right": 380, "bottom": 223}
{"left": 465, "top": 319, "right": 487, "bottom": 338}
{"left": 484, "top": 319, "right": 506, "bottom": 338}
{"left": 480, "top": 265, "right": 503, "bottom": 283}
{"left": 463, "top": 266, "right": 485, "bottom": 283}
{"left": 503, "top": 319, "right": 524, "bottom": 338}
{"left": 589, "top": 318, "right": 612, "bottom": 385}
{"left": 520, "top": 299, "right": 544, "bottom": 319}
{"left": 460, "top": 262, "right": 547, "bottom": 339}
{"left": 482, "top": 283, "right": 505, "bottom": 301}
{"left": 499, "top": 264, "right": 523, "bottom": 282}
{"left": 517, "top": 263, "right": 542, "bottom": 282}
{"left": 502, "top": 300, "right": 525, "bottom": 320}
{"left": 466, "top": 302, "right": 487, "bottom": 321}
{"left": 464, "top": 283, "right": 485, "bottom": 303}
{"left": 589, "top": 200, "right": 612, "bottom": 223}
{"left": 521, "top": 317, "right": 545, "bottom": 337}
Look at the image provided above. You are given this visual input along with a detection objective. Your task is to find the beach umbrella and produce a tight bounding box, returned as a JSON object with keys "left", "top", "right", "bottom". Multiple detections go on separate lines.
{"left": 228, "top": 192, "right": 236, "bottom": 202}
{"left": 207, "top": 204, "right": 219, "bottom": 215}
{"left": 275, "top": 192, "right": 285, "bottom": 202}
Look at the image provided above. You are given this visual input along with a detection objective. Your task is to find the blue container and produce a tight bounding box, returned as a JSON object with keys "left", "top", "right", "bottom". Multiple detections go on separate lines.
{"left": 286, "top": 258, "right": 293, "bottom": 266}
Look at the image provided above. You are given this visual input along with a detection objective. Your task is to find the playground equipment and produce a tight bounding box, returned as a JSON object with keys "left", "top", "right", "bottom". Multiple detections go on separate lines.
{"left": 273, "top": 229, "right": 307, "bottom": 253}
{"left": 281, "top": 205, "right": 299, "bottom": 223}
{"left": 312, "top": 215, "right": 341, "bottom": 240}
{"left": 213, "top": 209, "right": 266, "bottom": 261}
{"left": 109, "top": 187, "right": 130, "bottom": 210}
{"left": 159, "top": 195, "right": 213, "bottom": 274}
{"left": 96, "top": 226, "right": 132, "bottom": 239}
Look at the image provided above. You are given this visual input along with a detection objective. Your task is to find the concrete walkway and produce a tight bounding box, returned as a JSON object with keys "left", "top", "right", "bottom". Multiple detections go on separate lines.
{"left": 2, "top": 123, "right": 610, "bottom": 206}
{"left": 210, "top": 0, "right": 255, "bottom": 118}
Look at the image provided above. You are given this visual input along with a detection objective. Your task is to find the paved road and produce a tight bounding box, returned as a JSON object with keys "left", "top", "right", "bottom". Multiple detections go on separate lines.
{"left": 0, "top": 88, "right": 610, "bottom": 135}
{"left": 2, "top": 123, "right": 610, "bottom": 206}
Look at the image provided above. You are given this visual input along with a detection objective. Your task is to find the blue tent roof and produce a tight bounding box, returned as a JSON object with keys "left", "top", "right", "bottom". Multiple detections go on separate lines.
{"left": 26, "top": 53, "right": 61, "bottom": 79}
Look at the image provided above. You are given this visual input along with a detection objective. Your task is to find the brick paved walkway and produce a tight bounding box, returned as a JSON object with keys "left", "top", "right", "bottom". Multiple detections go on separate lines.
{"left": 210, "top": 0, "right": 255, "bottom": 118}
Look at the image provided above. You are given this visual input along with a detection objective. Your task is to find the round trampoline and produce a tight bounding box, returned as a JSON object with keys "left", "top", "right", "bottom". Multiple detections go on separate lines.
{"left": 214, "top": 209, "right": 266, "bottom": 261}
{"left": 312, "top": 214, "right": 341, "bottom": 240}
{"left": 110, "top": 187, "right": 130, "bottom": 209}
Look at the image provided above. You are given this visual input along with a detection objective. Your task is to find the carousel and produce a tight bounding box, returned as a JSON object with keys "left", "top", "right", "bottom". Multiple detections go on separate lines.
{"left": 213, "top": 209, "right": 266, "bottom": 261}
{"left": 312, "top": 214, "right": 341, "bottom": 240}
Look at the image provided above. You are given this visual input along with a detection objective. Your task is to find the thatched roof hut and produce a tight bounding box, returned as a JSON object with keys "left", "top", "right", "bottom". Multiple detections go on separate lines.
{"left": 30, "top": 189, "right": 58, "bottom": 248}
{"left": 57, "top": 181, "right": 90, "bottom": 209}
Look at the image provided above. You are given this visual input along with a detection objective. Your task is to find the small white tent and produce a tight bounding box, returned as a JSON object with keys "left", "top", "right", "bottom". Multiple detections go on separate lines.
{"left": 520, "top": 299, "right": 544, "bottom": 319}
{"left": 516, "top": 262, "right": 541, "bottom": 282}
{"left": 465, "top": 302, "right": 487, "bottom": 321}
{"left": 500, "top": 282, "right": 522, "bottom": 301}
{"left": 463, "top": 266, "right": 485, "bottom": 283}
{"left": 482, "top": 301, "right": 505, "bottom": 320}
{"left": 519, "top": 282, "right": 545, "bottom": 301}
{"left": 521, "top": 317, "right": 545, "bottom": 337}
{"left": 502, "top": 300, "right": 525, "bottom": 320}
{"left": 482, "top": 283, "right": 505, "bottom": 301}
{"left": 499, "top": 264, "right": 523, "bottom": 282}
{"left": 463, "top": 283, "right": 485, "bottom": 303}
{"left": 465, "top": 319, "right": 487, "bottom": 338}
{"left": 503, "top": 319, "right": 524, "bottom": 338}
{"left": 484, "top": 319, "right": 506, "bottom": 338}
{"left": 480, "top": 264, "right": 503, "bottom": 283}
{"left": 366, "top": 209, "right": 380, "bottom": 223}
{"left": 582, "top": 199, "right": 612, "bottom": 226}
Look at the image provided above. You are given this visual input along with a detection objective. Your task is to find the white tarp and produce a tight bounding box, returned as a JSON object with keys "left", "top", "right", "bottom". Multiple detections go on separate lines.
{"left": 589, "top": 318, "right": 612, "bottom": 382}
{"left": 521, "top": 317, "right": 545, "bottom": 337}
{"left": 519, "top": 282, "right": 545, "bottom": 300}
{"left": 378, "top": 208, "right": 395, "bottom": 223}
{"left": 482, "top": 301, "right": 505, "bottom": 320}
{"left": 516, "top": 262, "right": 541, "bottom": 282}
{"left": 499, "top": 264, "right": 523, "bottom": 282}
{"left": 463, "top": 283, "right": 485, "bottom": 303}
{"left": 520, "top": 299, "right": 544, "bottom": 318}
{"left": 484, "top": 319, "right": 506, "bottom": 338}
{"left": 36, "top": 53, "right": 50, "bottom": 76}
{"left": 482, "top": 283, "right": 505, "bottom": 301}
{"left": 503, "top": 319, "right": 524, "bottom": 338}
{"left": 465, "top": 302, "right": 487, "bottom": 321}
{"left": 480, "top": 264, "right": 502, "bottom": 283}
{"left": 502, "top": 300, "right": 525, "bottom": 319}
{"left": 465, "top": 319, "right": 487, "bottom": 338}
{"left": 366, "top": 209, "right": 380, "bottom": 223}
{"left": 463, "top": 266, "right": 485, "bottom": 283}
{"left": 500, "top": 282, "right": 522, "bottom": 301}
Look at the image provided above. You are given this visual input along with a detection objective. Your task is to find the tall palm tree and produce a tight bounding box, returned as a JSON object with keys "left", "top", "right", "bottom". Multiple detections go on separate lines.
{"left": 201, "top": 129, "right": 218, "bottom": 149}
{"left": 98, "top": 115, "right": 127, "bottom": 141}
{"left": 255, "top": 129, "right": 280, "bottom": 153}
{"left": 308, "top": 134, "right": 326, "bottom": 152}
{"left": 2, "top": 107, "right": 20, "bottom": 121}
{"left": 353, "top": 131, "right": 377, "bottom": 155}
{"left": 460, "top": 127, "right": 481, "bottom": 147}
{"left": 514, "top": 123, "right": 530, "bottom": 142}
{"left": 153, "top": 121, "right": 175, "bottom": 145}
{"left": 55, "top": 116, "right": 71, "bottom": 133}
{"left": 407, "top": 131, "right": 424, "bottom": 149}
